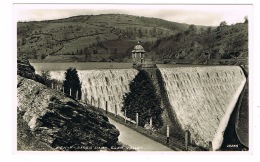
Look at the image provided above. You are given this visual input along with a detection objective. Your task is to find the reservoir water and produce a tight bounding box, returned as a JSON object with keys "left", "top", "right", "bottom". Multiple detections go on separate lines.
{"left": 30, "top": 62, "right": 133, "bottom": 71}
{"left": 31, "top": 62, "right": 205, "bottom": 71}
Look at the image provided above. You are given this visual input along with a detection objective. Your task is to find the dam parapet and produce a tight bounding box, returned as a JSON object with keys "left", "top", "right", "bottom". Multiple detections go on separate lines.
{"left": 132, "top": 63, "right": 157, "bottom": 69}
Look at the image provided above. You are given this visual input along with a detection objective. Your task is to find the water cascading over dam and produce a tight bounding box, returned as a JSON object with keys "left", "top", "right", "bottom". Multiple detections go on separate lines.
{"left": 47, "top": 69, "right": 138, "bottom": 116}
{"left": 39, "top": 65, "right": 246, "bottom": 151}
{"left": 158, "top": 66, "right": 246, "bottom": 150}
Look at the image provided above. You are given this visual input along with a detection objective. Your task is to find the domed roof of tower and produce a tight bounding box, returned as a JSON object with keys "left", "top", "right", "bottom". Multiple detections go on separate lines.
{"left": 132, "top": 44, "right": 145, "bottom": 53}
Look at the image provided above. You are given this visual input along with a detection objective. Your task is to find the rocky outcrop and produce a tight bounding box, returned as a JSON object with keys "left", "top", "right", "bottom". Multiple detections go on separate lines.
{"left": 17, "top": 59, "right": 44, "bottom": 83}
{"left": 17, "top": 59, "right": 36, "bottom": 79}
{"left": 17, "top": 75, "right": 119, "bottom": 151}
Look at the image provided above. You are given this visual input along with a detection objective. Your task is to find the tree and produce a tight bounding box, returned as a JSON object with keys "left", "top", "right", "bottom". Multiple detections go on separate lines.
{"left": 189, "top": 24, "right": 197, "bottom": 34}
{"left": 174, "top": 32, "right": 184, "bottom": 41}
{"left": 122, "top": 70, "right": 163, "bottom": 129}
{"left": 126, "top": 27, "right": 134, "bottom": 39}
{"left": 206, "top": 27, "right": 212, "bottom": 34}
{"left": 244, "top": 16, "right": 248, "bottom": 24}
{"left": 63, "top": 67, "right": 82, "bottom": 100}
{"left": 84, "top": 48, "right": 92, "bottom": 61}
{"left": 93, "top": 48, "right": 98, "bottom": 54}
{"left": 220, "top": 21, "right": 227, "bottom": 27}
{"left": 138, "top": 28, "right": 143, "bottom": 38}
{"left": 79, "top": 49, "right": 83, "bottom": 55}
{"left": 41, "top": 53, "right": 46, "bottom": 60}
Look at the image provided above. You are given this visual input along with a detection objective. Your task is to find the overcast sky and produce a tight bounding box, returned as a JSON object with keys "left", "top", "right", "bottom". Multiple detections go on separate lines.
{"left": 14, "top": 4, "right": 252, "bottom": 26}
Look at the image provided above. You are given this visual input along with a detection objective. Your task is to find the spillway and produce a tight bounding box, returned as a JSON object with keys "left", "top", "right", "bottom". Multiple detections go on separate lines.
{"left": 46, "top": 69, "right": 138, "bottom": 116}
{"left": 159, "top": 66, "right": 246, "bottom": 150}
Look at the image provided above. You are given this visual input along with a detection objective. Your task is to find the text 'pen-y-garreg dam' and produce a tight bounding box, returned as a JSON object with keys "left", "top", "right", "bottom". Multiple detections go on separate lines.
{"left": 32, "top": 44, "right": 247, "bottom": 151}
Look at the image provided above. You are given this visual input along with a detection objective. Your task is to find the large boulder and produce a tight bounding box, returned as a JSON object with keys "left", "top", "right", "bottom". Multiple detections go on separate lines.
{"left": 17, "top": 76, "right": 119, "bottom": 151}
{"left": 17, "top": 59, "right": 36, "bottom": 80}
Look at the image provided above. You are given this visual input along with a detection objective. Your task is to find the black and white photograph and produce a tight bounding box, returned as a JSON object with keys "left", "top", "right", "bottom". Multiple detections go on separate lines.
{"left": 14, "top": 3, "right": 251, "bottom": 152}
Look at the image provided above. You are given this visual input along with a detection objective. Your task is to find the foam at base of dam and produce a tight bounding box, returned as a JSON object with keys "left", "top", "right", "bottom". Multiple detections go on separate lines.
{"left": 159, "top": 66, "right": 246, "bottom": 150}
{"left": 44, "top": 69, "right": 138, "bottom": 116}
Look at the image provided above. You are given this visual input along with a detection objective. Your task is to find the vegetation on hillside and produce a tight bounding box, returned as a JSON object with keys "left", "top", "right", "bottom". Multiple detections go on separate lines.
{"left": 147, "top": 20, "right": 248, "bottom": 65}
{"left": 17, "top": 14, "right": 192, "bottom": 62}
{"left": 17, "top": 14, "right": 248, "bottom": 65}
{"left": 122, "top": 70, "right": 163, "bottom": 129}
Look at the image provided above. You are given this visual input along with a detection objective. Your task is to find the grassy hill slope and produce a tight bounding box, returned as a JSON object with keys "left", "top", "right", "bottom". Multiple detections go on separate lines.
{"left": 17, "top": 14, "right": 191, "bottom": 62}
{"left": 17, "top": 14, "right": 247, "bottom": 65}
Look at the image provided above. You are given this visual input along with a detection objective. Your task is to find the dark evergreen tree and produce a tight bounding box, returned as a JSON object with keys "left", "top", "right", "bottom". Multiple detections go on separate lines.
{"left": 122, "top": 70, "right": 163, "bottom": 129}
{"left": 63, "top": 67, "right": 82, "bottom": 100}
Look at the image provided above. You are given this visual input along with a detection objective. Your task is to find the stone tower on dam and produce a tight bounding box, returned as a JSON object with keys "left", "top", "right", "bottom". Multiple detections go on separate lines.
{"left": 132, "top": 43, "right": 156, "bottom": 69}
{"left": 132, "top": 44, "right": 145, "bottom": 64}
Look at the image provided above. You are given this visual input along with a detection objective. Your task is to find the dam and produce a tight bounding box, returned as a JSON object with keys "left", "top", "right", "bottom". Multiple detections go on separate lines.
{"left": 159, "top": 66, "right": 246, "bottom": 150}
{"left": 36, "top": 65, "right": 246, "bottom": 151}
{"left": 33, "top": 45, "right": 247, "bottom": 151}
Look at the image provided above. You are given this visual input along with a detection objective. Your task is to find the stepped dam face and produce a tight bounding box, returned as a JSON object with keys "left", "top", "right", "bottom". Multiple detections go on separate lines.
{"left": 39, "top": 66, "right": 246, "bottom": 150}
{"left": 159, "top": 66, "right": 246, "bottom": 150}
{"left": 46, "top": 69, "right": 139, "bottom": 117}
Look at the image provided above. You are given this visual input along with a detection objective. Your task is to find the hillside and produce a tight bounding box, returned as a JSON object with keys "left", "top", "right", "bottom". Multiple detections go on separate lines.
{"left": 17, "top": 14, "right": 247, "bottom": 65}
{"left": 17, "top": 14, "right": 192, "bottom": 62}
{"left": 147, "top": 22, "right": 248, "bottom": 65}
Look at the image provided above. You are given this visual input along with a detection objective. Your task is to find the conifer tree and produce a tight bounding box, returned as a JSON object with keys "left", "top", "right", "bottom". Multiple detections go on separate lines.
{"left": 63, "top": 67, "right": 82, "bottom": 100}
{"left": 122, "top": 70, "right": 163, "bottom": 129}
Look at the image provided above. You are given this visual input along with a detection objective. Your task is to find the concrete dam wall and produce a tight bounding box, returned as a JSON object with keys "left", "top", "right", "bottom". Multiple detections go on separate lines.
{"left": 46, "top": 69, "right": 138, "bottom": 117}
{"left": 159, "top": 66, "right": 246, "bottom": 150}
{"left": 42, "top": 66, "right": 246, "bottom": 150}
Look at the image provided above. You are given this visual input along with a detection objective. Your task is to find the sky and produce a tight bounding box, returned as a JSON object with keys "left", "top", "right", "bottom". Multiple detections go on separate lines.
{"left": 14, "top": 4, "right": 252, "bottom": 26}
